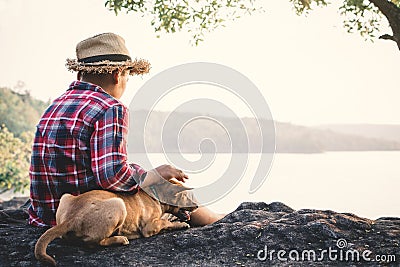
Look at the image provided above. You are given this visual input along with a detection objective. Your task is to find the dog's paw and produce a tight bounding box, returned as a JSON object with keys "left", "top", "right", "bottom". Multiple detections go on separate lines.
{"left": 121, "top": 236, "right": 129, "bottom": 245}
{"left": 178, "top": 222, "right": 190, "bottom": 229}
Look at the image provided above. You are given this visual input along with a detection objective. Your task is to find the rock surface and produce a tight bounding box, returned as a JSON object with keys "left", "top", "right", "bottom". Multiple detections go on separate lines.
{"left": 0, "top": 200, "right": 399, "bottom": 266}
{"left": 0, "top": 197, "right": 28, "bottom": 210}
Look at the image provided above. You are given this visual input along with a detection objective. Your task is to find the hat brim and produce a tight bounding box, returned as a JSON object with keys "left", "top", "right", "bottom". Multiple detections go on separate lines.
{"left": 66, "top": 58, "right": 150, "bottom": 75}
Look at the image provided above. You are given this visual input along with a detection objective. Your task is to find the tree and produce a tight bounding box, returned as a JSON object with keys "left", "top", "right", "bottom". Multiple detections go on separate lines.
{"left": 0, "top": 126, "right": 32, "bottom": 194}
{"left": 105, "top": 0, "right": 261, "bottom": 45}
{"left": 105, "top": 0, "right": 400, "bottom": 49}
{"left": 0, "top": 87, "right": 47, "bottom": 194}
{"left": 0, "top": 87, "right": 49, "bottom": 137}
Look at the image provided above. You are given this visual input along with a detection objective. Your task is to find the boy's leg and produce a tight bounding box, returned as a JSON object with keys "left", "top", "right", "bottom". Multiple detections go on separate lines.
{"left": 189, "top": 206, "right": 225, "bottom": 227}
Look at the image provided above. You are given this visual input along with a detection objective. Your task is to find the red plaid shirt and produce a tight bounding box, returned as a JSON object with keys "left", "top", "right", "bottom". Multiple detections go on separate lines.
{"left": 28, "top": 81, "right": 147, "bottom": 227}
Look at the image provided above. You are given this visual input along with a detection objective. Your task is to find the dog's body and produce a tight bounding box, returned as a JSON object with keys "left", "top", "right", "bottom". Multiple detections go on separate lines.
{"left": 34, "top": 183, "right": 197, "bottom": 266}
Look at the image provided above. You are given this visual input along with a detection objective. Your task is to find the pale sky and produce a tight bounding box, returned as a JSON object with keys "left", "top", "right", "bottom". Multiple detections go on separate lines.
{"left": 0, "top": 0, "right": 399, "bottom": 126}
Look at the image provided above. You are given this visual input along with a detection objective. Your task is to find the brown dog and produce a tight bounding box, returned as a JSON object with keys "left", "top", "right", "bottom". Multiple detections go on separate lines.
{"left": 34, "top": 181, "right": 198, "bottom": 266}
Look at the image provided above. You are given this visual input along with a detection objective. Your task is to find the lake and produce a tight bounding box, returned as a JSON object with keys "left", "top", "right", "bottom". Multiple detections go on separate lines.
{"left": 129, "top": 151, "right": 400, "bottom": 219}
{"left": 3, "top": 152, "right": 398, "bottom": 220}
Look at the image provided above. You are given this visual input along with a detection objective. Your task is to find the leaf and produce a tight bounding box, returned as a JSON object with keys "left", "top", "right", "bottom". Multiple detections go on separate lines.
{"left": 103, "top": 0, "right": 262, "bottom": 46}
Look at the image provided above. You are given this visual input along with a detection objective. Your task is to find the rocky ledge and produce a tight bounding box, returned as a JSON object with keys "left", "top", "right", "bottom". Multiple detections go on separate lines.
{"left": 0, "top": 200, "right": 399, "bottom": 266}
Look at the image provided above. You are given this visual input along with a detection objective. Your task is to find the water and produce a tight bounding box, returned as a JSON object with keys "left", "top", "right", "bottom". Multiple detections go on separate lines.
{"left": 129, "top": 151, "right": 400, "bottom": 219}
{"left": 4, "top": 152, "right": 398, "bottom": 220}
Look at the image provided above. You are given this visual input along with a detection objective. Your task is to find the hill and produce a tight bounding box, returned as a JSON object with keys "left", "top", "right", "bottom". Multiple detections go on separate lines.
{"left": 1, "top": 86, "right": 399, "bottom": 153}
{"left": 277, "top": 122, "right": 400, "bottom": 153}
{"left": 129, "top": 110, "right": 400, "bottom": 153}
{"left": 0, "top": 87, "right": 49, "bottom": 136}
{"left": 317, "top": 124, "right": 400, "bottom": 143}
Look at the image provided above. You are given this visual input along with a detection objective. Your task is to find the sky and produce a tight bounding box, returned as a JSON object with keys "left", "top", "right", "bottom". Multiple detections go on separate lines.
{"left": 0, "top": 0, "right": 399, "bottom": 126}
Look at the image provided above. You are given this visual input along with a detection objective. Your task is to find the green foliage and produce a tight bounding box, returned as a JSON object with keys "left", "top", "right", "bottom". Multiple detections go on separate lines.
{"left": 390, "top": 0, "right": 400, "bottom": 7}
{"left": 105, "top": 0, "right": 400, "bottom": 45}
{"left": 339, "top": 0, "right": 382, "bottom": 39}
{"left": 291, "top": 0, "right": 399, "bottom": 41}
{"left": 105, "top": 0, "right": 261, "bottom": 45}
{"left": 0, "top": 125, "right": 33, "bottom": 194}
{"left": 0, "top": 86, "right": 48, "bottom": 193}
{"left": 0, "top": 87, "right": 49, "bottom": 137}
{"left": 289, "top": 0, "right": 329, "bottom": 15}
{"left": 289, "top": 0, "right": 381, "bottom": 40}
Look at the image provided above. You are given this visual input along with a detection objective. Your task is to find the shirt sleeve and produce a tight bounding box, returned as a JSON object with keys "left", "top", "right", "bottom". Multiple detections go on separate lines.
{"left": 90, "top": 104, "right": 147, "bottom": 191}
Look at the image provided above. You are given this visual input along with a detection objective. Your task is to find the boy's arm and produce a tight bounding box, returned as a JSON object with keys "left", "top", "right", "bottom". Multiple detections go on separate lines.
{"left": 90, "top": 105, "right": 146, "bottom": 191}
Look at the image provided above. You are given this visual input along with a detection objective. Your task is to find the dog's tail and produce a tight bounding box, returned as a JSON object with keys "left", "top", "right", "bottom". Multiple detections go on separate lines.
{"left": 34, "top": 221, "right": 70, "bottom": 266}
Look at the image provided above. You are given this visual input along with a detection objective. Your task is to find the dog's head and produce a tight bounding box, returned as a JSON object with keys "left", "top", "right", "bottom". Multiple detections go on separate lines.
{"left": 167, "top": 186, "right": 198, "bottom": 222}
{"left": 148, "top": 180, "right": 198, "bottom": 221}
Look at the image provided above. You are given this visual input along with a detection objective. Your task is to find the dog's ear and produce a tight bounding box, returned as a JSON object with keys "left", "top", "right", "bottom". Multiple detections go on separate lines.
{"left": 168, "top": 179, "right": 181, "bottom": 186}
{"left": 147, "top": 181, "right": 196, "bottom": 206}
{"left": 149, "top": 180, "right": 193, "bottom": 196}
{"left": 169, "top": 183, "right": 193, "bottom": 194}
{"left": 169, "top": 179, "right": 193, "bottom": 191}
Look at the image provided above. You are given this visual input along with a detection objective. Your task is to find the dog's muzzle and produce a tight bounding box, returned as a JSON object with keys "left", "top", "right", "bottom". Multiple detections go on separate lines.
{"left": 177, "top": 209, "right": 191, "bottom": 221}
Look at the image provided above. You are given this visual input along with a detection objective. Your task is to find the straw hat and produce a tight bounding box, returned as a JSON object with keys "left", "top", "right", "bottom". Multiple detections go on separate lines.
{"left": 66, "top": 33, "right": 150, "bottom": 75}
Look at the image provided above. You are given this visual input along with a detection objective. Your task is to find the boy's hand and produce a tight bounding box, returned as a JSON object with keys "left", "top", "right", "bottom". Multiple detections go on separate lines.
{"left": 154, "top": 164, "right": 188, "bottom": 182}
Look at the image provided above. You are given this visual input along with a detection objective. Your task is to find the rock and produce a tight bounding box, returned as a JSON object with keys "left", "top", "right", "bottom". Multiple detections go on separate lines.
{"left": 0, "top": 197, "right": 29, "bottom": 210}
{"left": 0, "top": 202, "right": 399, "bottom": 266}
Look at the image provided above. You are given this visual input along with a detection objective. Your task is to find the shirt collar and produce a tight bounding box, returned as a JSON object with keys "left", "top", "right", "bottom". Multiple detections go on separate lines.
{"left": 67, "top": 80, "right": 127, "bottom": 108}
{"left": 68, "top": 80, "right": 107, "bottom": 94}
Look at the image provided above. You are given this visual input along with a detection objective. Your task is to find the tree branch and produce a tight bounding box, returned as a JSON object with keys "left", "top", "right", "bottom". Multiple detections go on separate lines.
{"left": 368, "top": 0, "right": 400, "bottom": 49}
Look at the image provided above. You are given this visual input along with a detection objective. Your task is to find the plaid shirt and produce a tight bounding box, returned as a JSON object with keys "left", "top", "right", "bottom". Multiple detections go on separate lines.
{"left": 28, "top": 81, "right": 147, "bottom": 227}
